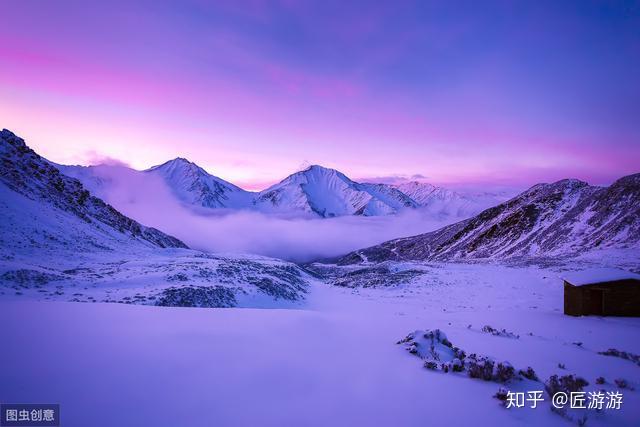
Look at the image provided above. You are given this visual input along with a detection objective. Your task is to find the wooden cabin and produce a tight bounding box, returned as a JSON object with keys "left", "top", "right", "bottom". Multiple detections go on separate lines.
{"left": 564, "top": 268, "right": 640, "bottom": 317}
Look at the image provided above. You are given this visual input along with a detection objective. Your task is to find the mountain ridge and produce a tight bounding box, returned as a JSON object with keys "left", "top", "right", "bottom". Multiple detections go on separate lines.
{"left": 0, "top": 129, "right": 188, "bottom": 250}
{"left": 336, "top": 174, "right": 639, "bottom": 264}
{"left": 253, "top": 164, "right": 420, "bottom": 217}
{"left": 145, "top": 157, "right": 254, "bottom": 209}
{"left": 338, "top": 174, "right": 640, "bottom": 264}
{"left": 59, "top": 159, "right": 493, "bottom": 219}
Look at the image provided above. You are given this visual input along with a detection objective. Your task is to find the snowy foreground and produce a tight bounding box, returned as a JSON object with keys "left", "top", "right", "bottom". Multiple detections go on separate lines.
{"left": 1, "top": 263, "right": 639, "bottom": 427}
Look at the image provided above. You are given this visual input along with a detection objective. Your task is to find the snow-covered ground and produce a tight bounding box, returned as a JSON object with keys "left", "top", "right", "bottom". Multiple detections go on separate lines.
{"left": 0, "top": 247, "right": 310, "bottom": 309}
{"left": 1, "top": 262, "right": 638, "bottom": 426}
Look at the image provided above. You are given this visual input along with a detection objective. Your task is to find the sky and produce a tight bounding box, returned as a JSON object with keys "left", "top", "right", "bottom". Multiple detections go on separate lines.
{"left": 1, "top": 0, "right": 639, "bottom": 190}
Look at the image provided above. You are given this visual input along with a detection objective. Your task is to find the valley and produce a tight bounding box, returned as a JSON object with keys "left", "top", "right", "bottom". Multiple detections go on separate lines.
{"left": 1, "top": 129, "right": 639, "bottom": 426}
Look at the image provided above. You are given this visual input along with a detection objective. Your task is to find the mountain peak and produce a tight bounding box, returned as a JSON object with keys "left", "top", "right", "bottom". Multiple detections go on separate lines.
{"left": 611, "top": 172, "right": 640, "bottom": 188}
{"left": 553, "top": 178, "right": 590, "bottom": 188}
{"left": 524, "top": 178, "right": 591, "bottom": 196}
{"left": 162, "top": 157, "right": 197, "bottom": 168}
{"left": 145, "top": 156, "right": 253, "bottom": 209}
{"left": 276, "top": 164, "right": 352, "bottom": 186}
{"left": 147, "top": 157, "right": 205, "bottom": 175}
{"left": 300, "top": 164, "right": 340, "bottom": 174}
{"left": 1, "top": 128, "right": 27, "bottom": 152}
{"left": 1, "top": 128, "right": 18, "bottom": 139}
{"left": 168, "top": 157, "right": 193, "bottom": 164}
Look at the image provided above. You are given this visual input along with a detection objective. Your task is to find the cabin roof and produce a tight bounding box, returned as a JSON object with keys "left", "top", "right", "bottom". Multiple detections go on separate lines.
{"left": 563, "top": 268, "right": 640, "bottom": 287}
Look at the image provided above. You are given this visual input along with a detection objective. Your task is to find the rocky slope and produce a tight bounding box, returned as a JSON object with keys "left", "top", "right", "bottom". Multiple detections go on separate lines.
{"left": 0, "top": 129, "right": 187, "bottom": 249}
{"left": 338, "top": 175, "right": 640, "bottom": 264}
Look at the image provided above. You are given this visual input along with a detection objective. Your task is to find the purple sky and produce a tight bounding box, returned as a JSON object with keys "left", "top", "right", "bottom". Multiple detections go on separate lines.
{"left": 1, "top": 0, "right": 639, "bottom": 189}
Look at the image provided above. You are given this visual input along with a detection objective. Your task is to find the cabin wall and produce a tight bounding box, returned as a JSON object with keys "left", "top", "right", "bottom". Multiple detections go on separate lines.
{"left": 600, "top": 280, "right": 640, "bottom": 316}
{"left": 564, "top": 279, "right": 640, "bottom": 317}
{"left": 564, "top": 282, "right": 583, "bottom": 316}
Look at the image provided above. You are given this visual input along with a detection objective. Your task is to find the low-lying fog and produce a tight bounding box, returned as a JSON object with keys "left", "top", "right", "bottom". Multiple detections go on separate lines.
{"left": 81, "top": 166, "right": 460, "bottom": 262}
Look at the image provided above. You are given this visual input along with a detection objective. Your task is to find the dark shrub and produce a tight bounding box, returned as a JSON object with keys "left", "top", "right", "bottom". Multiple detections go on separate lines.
{"left": 545, "top": 374, "right": 589, "bottom": 396}
{"left": 494, "top": 388, "right": 509, "bottom": 405}
{"left": 519, "top": 367, "right": 539, "bottom": 381}
{"left": 468, "top": 357, "right": 495, "bottom": 381}
{"left": 614, "top": 378, "right": 629, "bottom": 389}
{"left": 451, "top": 358, "right": 465, "bottom": 372}
{"left": 495, "top": 362, "right": 515, "bottom": 383}
{"left": 452, "top": 347, "right": 466, "bottom": 361}
{"left": 424, "top": 361, "right": 438, "bottom": 370}
{"left": 599, "top": 348, "right": 640, "bottom": 366}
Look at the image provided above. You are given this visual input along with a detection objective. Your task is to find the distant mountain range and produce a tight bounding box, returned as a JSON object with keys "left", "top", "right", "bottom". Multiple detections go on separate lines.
{"left": 338, "top": 174, "right": 640, "bottom": 264}
{"left": 2, "top": 127, "right": 637, "bottom": 284}
{"left": 58, "top": 156, "right": 508, "bottom": 220}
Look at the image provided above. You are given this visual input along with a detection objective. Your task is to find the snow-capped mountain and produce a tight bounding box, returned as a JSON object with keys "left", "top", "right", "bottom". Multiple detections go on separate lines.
{"left": 392, "top": 181, "right": 480, "bottom": 218}
{"left": 0, "top": 129, "right": 313, "bottom": 308}
{"left": 338, "top": 175, "right": 640, "bottom": 264}
{"left": 58, "top": 158, "right": 255, "bottom": 210}
{"left": 146, "top": 158, "right": 254, "bottom": 209}
{"left": 55, "top": 158, "right": 501, "bottom": 220}
{"left": 255, "top": 170, "right": 511, "bottom": 219}
{"left": 393, "top": 181, "right": 460, "bottom": 205}
{"left": 254, "top": 165, "right": 417, "bottom": 217}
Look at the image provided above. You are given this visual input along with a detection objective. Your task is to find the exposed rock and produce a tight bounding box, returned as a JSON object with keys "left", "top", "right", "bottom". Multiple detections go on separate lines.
{"left": 154, "top": 285, "right": 237, "bottom": 308}
{"left": 0, "top": 129, "right": 188, "bottom": 249}
{"left": 338, "top": 175, "right": 640, "bottom": 264}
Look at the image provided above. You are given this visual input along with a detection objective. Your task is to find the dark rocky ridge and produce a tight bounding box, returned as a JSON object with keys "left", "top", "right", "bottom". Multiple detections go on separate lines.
{"left": 338, "top": 174, "right": 640, "bottom": 264}
{"left": 0, "top": 129, "right": 187, "bottom": 249}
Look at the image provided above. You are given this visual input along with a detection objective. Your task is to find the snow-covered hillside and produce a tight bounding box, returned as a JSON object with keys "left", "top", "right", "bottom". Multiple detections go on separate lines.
{"left": 339, "top": 176, "right": 640, "bottom": 264}
{"left": 0, "top": 129, "right": 313, "bottom": 307}
{"left": 0, "top": 129, "right": 187, "bottom": 250}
